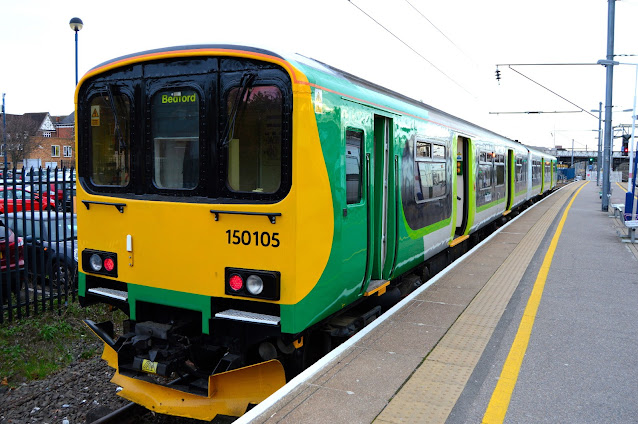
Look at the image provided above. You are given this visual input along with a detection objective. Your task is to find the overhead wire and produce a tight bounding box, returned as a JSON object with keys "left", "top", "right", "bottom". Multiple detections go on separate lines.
{"left": 403, "top": 0, "right": 477, "bottom": 67}
{"left": 347, "top": 0, "right": 474, "bottom": 96}
{"left": 505, "top": 66, "right": 600, "bottom": 120}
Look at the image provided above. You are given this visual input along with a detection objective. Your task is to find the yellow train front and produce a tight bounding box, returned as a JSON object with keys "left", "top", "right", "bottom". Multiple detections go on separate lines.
{"left": 76, "top": 46, "right": 338, "bottom": 420}
{"left": 76, "top": 45, "right": 557, "bottom": 421}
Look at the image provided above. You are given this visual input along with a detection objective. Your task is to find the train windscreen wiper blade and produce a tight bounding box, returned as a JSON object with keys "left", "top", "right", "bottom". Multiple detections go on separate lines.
{"left": 105, "top": 84, "right": 126, "bottom": 151}
{"left": 221, "top": 72, "right": 256, "bottom": 148}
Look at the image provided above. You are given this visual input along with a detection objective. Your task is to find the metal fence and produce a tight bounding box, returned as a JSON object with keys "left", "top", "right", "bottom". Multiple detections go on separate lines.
{"left": 0, "top": 167, "right": 76, "bottom": 324}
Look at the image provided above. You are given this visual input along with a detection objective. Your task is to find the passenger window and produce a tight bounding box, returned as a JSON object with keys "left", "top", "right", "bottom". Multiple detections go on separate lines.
{"left": 226, "top": 86, "right": 282, "bottom": 194}
{"left": 417, "top": 162, "right": 446, "bottom": 200}
{"left": 89, "top": 93, "right": 131, "bottom": 186}
{"left": 345, "top": 130, "right": 363, "bottom": 204}
{"left": 478, "top": 151, "right": 493, "bottom": 189}
{"left": 515, "top": 158, "right": 524, "bottom": 182}
{"left": 416, "top": 141, "right": 431, "bottom": 158}
{"left": 495, "top": 154, "right": 505, "bottom": 186}
{"left": 532, "top": 160, "right": 541, "bottom": 184}
{"left": 432, "top": 145, "right": 445, "bottom": 159}
{"left": 151, "top": 90, "right": 199, "bottom": 190}
{"left": 415, "top": 140, "right": 447, "bottom": 202}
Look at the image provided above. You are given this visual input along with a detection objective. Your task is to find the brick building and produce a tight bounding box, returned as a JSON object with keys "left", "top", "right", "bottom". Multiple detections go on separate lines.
{"left": 0, "top": 112, "right": 75, "bottom": 170}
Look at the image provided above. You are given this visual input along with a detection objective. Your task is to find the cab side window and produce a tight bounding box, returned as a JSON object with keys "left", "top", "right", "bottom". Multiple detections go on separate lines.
{"left": 345, "top": 129, "right": 363, "bottom": 204}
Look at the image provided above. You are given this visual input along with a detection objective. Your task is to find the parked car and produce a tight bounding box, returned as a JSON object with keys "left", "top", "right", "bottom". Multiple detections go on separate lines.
{"left": 0, "top": 223, "right": 25, "bottom": 303}
{"left": 0, "top": 170, "right": 23, "bottom": 182}
{"left": 5, "top": 212, "right": 77, "bottom": 291}
{"left": 60, "top": 184, "right": 76, "bottom": 212}
{"left": 0, "top": 186, "right": 56, "bottom": 213}
{"left": 28, "top": 181, "right": 76, "bottom": 211}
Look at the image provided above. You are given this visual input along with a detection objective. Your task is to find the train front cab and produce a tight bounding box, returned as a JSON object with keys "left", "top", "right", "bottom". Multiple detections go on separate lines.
{"left": 75, "top": 48, "right": 337, "bottom": 420}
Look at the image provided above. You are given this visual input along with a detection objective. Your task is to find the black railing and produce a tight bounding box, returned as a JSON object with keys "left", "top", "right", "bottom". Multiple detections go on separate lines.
{"left": 0, "top": 167, "right": 76, "bottom": 324}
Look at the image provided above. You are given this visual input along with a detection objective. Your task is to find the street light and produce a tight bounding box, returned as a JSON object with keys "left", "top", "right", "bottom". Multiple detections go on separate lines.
{"left": 69, "top": 17, "right": 83, "bottom": 85}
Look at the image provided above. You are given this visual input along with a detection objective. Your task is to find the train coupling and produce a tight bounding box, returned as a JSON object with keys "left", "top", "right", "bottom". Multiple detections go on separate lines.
{"left": 84, "top": 319, "right": 287, "bottom": 420}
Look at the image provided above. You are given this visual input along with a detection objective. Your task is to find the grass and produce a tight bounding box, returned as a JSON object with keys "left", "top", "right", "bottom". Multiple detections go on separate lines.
{"left": 0, "top": 301, "right": 126, "bottom": 387}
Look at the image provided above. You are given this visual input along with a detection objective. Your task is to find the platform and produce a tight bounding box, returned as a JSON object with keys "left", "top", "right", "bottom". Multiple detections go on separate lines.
{"left": 237, "top": 180, "right": 638, "bottom": 424}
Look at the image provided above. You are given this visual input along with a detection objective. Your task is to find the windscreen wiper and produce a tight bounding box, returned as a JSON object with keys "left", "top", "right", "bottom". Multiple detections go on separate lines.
{"left": 221, "top": 72, "right": 256, "bottom": 148}
{"left": 105, "top": 84, "right": 126, "bottom": 151}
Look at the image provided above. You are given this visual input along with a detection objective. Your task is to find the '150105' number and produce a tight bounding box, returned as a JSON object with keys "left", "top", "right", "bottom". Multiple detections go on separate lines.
{"left": 226, "top": 230, "right": 280, "bottom": 247}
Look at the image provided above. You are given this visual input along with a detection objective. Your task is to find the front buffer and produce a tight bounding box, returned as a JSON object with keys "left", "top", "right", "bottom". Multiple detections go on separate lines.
{"left": 85, "top": 320, "right": 286, "bottom": 420}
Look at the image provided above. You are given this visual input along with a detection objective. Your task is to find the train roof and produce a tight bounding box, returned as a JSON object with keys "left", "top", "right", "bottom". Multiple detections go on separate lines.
{"left": 85, "top": 44, "right": 555, "bottom": 160}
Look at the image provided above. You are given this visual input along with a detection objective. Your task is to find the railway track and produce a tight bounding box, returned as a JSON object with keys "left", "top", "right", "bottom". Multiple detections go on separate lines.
{"left": 88, "top": 401, "right": 145, "bottom": 423}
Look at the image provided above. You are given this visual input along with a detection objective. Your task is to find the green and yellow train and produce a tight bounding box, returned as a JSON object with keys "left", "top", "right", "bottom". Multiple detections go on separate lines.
{"left": 77, "top": 45, "right": 557, "bottom": 420}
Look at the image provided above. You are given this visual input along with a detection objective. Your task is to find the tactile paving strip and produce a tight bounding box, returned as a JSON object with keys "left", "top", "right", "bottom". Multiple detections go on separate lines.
{"left": 374, "top": 183, "right": 583, "bottom": 424}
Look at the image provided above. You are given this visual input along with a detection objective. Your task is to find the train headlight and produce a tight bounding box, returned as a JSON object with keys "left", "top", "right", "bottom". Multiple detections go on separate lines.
{"left": 90, "top": 254, "right": 103, "bottom": 271}
{"left": 246, "top": 275, "right": 264, "bottom": 295}
{"left": 225, "top": 268, "right": 280, "bottom": 300}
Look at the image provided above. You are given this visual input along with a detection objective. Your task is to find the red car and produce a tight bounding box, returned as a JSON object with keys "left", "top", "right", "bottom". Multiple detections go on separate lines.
{"left": 0, "top": 224, "right": 25, "bottom": 303}
{"left": 30, "top": 182, "right": 76, "bottom": 207}
{"left": 0, "top": 187, "right": 56, "bottom": 213}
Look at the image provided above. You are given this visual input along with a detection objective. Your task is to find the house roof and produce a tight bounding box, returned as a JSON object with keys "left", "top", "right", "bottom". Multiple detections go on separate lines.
{"left": 23, "top": 113, "right": 50, "bottom": 131}
{"left": 0, "top": 112, "right": 62, "bottom": 134}
{"left": 1, "top": 113, "right": 45, "bottom": 136}
{"left": 58, "top": 112, "right": 74, "bottom": 126}
{"left": 1, "top": 111, "right": 74, "bottom": 134}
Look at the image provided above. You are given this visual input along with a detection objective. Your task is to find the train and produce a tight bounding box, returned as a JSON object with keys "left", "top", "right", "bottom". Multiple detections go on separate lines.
{"left": 76, "top": 45, "right": 557, "bottom": 421}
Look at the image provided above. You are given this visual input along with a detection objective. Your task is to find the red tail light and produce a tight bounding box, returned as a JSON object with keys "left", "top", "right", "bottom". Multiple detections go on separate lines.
{"left": 104, "top": 257, "right": 115, "bottom": 272}
{"left": 229, "top": 274, "right": 244, "bottom": 291}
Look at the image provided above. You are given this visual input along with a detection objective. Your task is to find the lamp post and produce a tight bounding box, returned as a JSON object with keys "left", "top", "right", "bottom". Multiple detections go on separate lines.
{"left": 598, "top": 0, "right": 617, "bottom": 212}
{"left": 616, "top": 62, "right": 638, "bottom": 219}
{"left": 69, "top": 17, "right": 83, "bottom": 85}
{"left": 625, "top": 66, "right": 637, "bottom": 200}
{"left": 591, "top": 103, "right": 603, "bottom": 186}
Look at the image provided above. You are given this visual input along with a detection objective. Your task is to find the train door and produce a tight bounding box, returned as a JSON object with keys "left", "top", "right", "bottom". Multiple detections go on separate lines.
{"left": 343, "top": 129, "right": 369, "bottom": 292}
{"left": 541, "top": 158, "right": 546, "bottom": 193}
{"left": 455, "top": 136, "right": 470, "bottom": 236}
{"left": 370, "top": 115, "right": 397, "bottom": 282}
{"left": 506, "top": 149, "right": 514, "bottom": 211}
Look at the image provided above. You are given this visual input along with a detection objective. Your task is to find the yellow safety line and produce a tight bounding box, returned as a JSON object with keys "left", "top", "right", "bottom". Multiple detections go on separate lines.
{"left": 482, "top": 181, "right": 589, "bottom": 423}
{"left": 615, "top": 181, "right": 638, "bottom": 199}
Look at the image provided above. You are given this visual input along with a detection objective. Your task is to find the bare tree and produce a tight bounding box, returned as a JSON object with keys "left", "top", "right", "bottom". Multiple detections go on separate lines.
{"left": 0, "top": 114, "right": 40, "bottom": 167}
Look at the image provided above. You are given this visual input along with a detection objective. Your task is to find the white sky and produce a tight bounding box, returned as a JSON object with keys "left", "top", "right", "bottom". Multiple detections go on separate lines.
{"left": 2, "top": 0, "right": 638, "bottom": 151}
